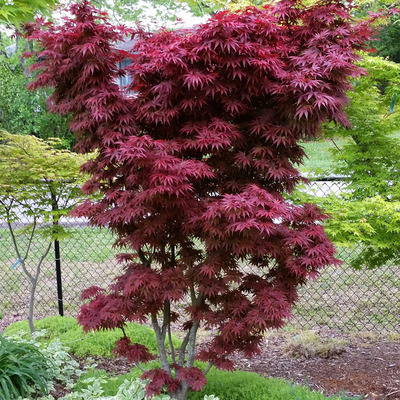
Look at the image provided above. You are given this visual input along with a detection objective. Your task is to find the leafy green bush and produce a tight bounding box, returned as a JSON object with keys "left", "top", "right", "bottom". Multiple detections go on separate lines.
{"left": 4, "top": 316, "right": 180, "bottom": 357}
{"left": 0, "top": 334, "right": 50, "bottom": 399}
{"left": 26, "top": 376, "right": 220, "bottom": 400}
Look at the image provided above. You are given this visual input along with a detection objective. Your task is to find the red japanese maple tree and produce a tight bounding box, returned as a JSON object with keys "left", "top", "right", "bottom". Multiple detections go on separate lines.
{"left": 27, "top": 1, "right": 373, "bottom": 398}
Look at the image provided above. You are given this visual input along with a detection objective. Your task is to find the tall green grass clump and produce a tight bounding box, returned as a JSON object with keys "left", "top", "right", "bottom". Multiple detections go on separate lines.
{"left": 0, "top": 335, "right": 50, "bottom": 399}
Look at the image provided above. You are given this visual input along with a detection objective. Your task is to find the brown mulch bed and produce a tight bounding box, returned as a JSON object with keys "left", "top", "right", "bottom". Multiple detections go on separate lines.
{"left": 234, "top": 332, "right": 400, "bottom": 400}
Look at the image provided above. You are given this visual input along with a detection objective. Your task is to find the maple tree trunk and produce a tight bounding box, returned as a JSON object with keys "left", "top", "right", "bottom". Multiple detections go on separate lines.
{"left": 151, "top": 313, "right": 171, "bottom": 373}
{"left": 27, "top": 243, "right": 52, "bottom": 334}
{"left": 172, "top": 387, "right": 189, "bottom": 400}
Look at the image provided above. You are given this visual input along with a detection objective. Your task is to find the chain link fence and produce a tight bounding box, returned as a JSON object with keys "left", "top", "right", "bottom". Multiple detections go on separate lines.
{"left": 0, "top": 178, "right": 399, "bottom": 332}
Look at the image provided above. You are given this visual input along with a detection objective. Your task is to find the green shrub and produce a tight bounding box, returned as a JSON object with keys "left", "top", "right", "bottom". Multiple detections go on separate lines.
{"left": 4, "top": 316, "right": 180, "bottom": 357}
{"left": 0, "top": 334, "right": 50, "bottom": 399}
{"left": 188, "top": 369, "right": 340, "bottom": 400}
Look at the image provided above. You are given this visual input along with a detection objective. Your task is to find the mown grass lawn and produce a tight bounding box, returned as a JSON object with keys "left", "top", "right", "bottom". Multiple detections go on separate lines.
{"left": 299, "top": 138, "right": 348, "bottom": 174}
{"left": 300, "top": 131, "right": 400, "bottom": 174}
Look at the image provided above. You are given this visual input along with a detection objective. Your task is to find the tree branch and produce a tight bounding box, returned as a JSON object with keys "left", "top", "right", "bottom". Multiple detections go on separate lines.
{"left": 5, "top": 203, "right": 34, "bottom": 282}
{"left": 178, "top": 329, "right": 191, "bottom": 366}
{"left": 203, "top": 362, "right": 213, "bottom": 376}
{"left": 168, "top": 321, "right": 176, "bottom": 365}
{"left": 133, "top": 362, "right": 148, "bottom": 373}
{"left": 23, "top": 217, "right": 37, "bottom": 262}
{"left": 330, "top": 137, "right": 342, "bottom": 153}
{"left": 185, "top": 320, "right": 199, "bottom": 368}
{"left": 138, "top": 248, "right": 151, "bottom": 267}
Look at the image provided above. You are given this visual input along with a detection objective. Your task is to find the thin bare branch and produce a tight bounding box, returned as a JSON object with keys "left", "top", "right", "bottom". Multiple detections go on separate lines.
{"left": 168, "top": 323, "right": 176, "bottom": 365}
{"left": 330, "top": 137, "right": 342, "bottom": 153}
{"left": 23, "top": 217, "right": 37, "bottom": 262}
{"left": 134, "top": 362, "right": 148, "bottom": 373}
{"left": 6, "top": 218, "right": 34, "bottom": 281}
{"left": 203, "top": 362, "right": 213, "bottom": 376}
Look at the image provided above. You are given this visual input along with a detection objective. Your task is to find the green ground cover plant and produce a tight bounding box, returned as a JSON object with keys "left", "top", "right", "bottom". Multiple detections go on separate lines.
{"left": 188, "top": 369, "right": 341, "bottom": 400}
{"left": 72, "top": 368, "right": 342, "bottom": 400}
{"left": 4, "top": 316, "right": 181, "bottom": 357}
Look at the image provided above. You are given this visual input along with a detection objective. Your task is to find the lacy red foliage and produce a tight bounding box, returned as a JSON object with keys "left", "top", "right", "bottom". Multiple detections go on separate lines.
{"left": 27, "top": 0, "right": 374, "bottom": 396}
{"left": 114, "top": 337, "right": 155, "bottom": 364}
{"left": 142, "top": 368, "right": 180, "bottom": 396}
{"left": 176, "top": 367, "right": 207, "bottom": 391}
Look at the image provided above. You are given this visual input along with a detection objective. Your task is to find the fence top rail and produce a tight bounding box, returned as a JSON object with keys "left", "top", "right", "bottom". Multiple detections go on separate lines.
{"left": 305, "top": 174, "right": 349, "bottom": 182}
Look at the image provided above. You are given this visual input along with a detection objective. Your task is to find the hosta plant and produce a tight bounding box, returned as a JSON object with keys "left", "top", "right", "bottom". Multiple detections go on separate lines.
{"left": 27, "top": 1, "right": 375, "bottom": 398}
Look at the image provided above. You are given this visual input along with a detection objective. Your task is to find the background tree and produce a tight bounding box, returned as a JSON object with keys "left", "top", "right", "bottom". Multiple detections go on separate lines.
{"left": 0, "top": 32, "right": 75, "bottom": 148}
{"left": 375, "top": 15, "right": 400, "bottom": 62}
{"left": 98, "top": 0, "right": 205, "bottom": 26}
{"left": 0, "top": 0, "right": 56, "bottom": 26}
{"left": 28, "top": 1, "right": 373, "bottom": 399}
{"left": 0, "top": 131, "right": 87, "bottom": 333}
{"left": 298, "top": 55, "right": 400, "bottom": 269}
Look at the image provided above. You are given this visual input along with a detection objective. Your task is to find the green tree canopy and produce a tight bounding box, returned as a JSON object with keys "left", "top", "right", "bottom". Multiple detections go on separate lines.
{"left": 0, "top": 0, "right": 56, "bottom": 26}
{"left": 297, "top": 55, "right": 400, "bottom": 269}
{"left": 0, "top": 35, "right": 74, "bottom": 148}
{"left": 0, "top": 130, "right": 88, "bottom": 332}
{"left": 375, "top": 15, "right": 400, "bottom": 63}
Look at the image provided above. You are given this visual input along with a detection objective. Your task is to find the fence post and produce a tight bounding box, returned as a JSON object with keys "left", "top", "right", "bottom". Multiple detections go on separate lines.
{"left": 50, "top": 190, "right": 64, "bottom": 317}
